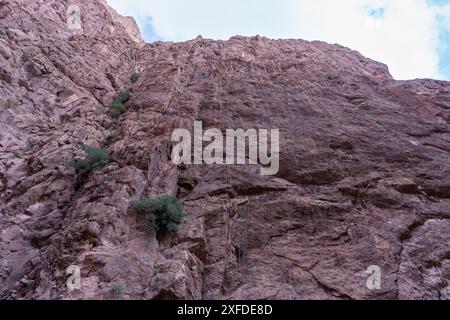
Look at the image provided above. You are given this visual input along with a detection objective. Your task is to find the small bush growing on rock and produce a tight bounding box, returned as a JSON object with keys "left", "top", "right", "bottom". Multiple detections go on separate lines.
{"left": 130, "top": 72, "right": 142, "bottom": 83}
{"left": 9, "top": 271, "right": 24, "bottom": 282}
{"left": 109, "top": 282, "right": 124, "bottom": 297}
{"left": 132, "top": 195, "right": 183, "bottom": 234}
{"left": 116, "top": 91, "right": 130, "bottom": 103}
{"left": 110, "top": 100, "right": 125, "bottom": 114}
{"left": 177, "top": 175, "right": 198, "bottom": 190}
{"left": 7, "top": 97, "right": 22, "bottom": 108}
{"left": 109, "top": 91, "right": 130, "bottom": 117}
{"left": 0, "top": 28, "right": 7, "bottom": 38}
{"left": 66, "top": 144, "right": 109, "bottom": 189}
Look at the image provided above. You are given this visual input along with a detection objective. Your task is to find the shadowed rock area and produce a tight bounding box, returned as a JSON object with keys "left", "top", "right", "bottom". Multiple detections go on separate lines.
{"left": 1, "top": 0, "right": 450, "bottom": 300}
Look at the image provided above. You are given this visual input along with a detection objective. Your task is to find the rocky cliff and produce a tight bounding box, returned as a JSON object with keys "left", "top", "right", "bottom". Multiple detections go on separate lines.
{"left": 1, "top": 0, "right": 450, "bottom": 300}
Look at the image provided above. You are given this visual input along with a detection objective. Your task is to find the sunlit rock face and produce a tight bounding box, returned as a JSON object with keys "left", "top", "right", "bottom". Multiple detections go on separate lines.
{"left": 1, "top": 0, "right": 450, "bottom": 300}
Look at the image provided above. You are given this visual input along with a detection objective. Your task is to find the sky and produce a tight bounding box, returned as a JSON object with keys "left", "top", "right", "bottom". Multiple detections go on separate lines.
{"left": 107, "top": 0, "right": 450, "bottom": 81}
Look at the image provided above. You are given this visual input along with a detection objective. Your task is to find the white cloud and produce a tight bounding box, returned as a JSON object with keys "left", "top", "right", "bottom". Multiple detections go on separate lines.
{"left": 107, "top": 0, "right": 449, "bottom": 80}
{"left": 289, "top": 0, "right": 441, "bottom": 80}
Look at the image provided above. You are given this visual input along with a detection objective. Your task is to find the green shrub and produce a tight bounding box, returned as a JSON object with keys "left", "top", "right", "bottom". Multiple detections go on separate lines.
{"left": 130, "top": 72, "right": 142, "bottom": 83}
{"left": 109, "top": 282, "right": 124, "bottom": 297}
{"left": 177, "top": 175, "right": 198, "bottom": 190}
{"left": 9, "top": 271, "right": 24, "bottom": 282}
{"left": 110, "top": 100, "right": 125, "bottom": 114}
{"left": 7, "top": 97, "right": 22, "bottom": 108}
{"left": 109, "top": 91, "right": 130, "bottom": 117}
{"left": 66, "top": 144, "right": 110, "bottom": 189}
{"left": 0, "top": 28, "right": 12, "bottom": 39}
{"left": 116, "top": 91, "right": 130, "bottom": 103}
{"left": 55, "top": 96, "right": 62, "bottom": 104}
{"left": 132, "top": 195, "right": 183, "bottom": 234}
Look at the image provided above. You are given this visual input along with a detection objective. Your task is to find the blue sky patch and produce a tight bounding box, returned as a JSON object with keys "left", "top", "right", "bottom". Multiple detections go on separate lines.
{"left": 367, "top": 7, "right": 385, "bottom": 19}
{"left": 140, "top": 16, "right": 162, "bottom": 42}
{"left": 429, "top": 0, "right": 450, "bottom": 80}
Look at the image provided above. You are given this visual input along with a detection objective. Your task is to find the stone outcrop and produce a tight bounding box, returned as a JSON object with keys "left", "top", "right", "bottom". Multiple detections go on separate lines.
{"left": 1, "top": 0, "right": 450, "bottom": 300}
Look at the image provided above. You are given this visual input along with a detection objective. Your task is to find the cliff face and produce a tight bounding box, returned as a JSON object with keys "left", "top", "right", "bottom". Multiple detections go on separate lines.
{"left": 1, "top": 0, "right": 450, "bottom": 300}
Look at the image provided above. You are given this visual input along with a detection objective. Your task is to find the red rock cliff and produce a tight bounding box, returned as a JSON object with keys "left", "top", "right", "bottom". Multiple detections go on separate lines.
{"left": 1, "top": 0, "right": 450, "bottom": 300}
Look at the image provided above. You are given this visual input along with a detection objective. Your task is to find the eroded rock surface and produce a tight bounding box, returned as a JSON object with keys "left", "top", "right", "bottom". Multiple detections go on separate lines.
{"left": 1, "top": 0, "right": 450, "bottom": 300}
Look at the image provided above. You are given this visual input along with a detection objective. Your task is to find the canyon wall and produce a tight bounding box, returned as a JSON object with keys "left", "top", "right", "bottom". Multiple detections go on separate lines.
{"left": 1, "top": 0, "right": 450, "bottom": 299}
